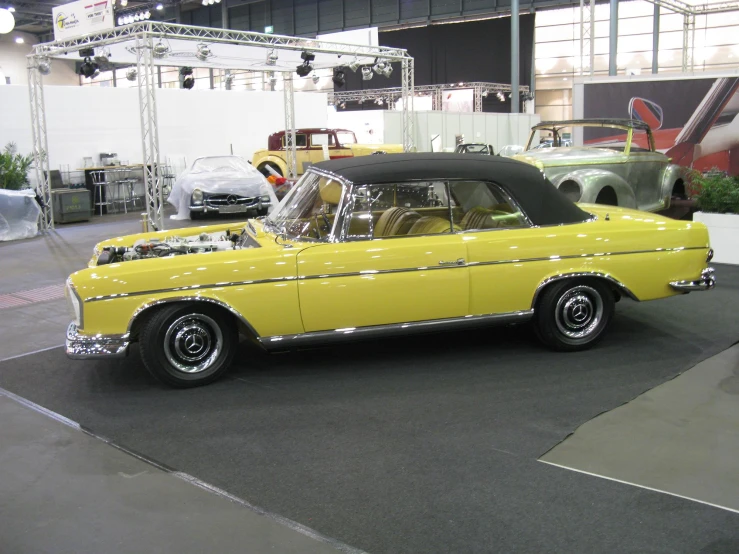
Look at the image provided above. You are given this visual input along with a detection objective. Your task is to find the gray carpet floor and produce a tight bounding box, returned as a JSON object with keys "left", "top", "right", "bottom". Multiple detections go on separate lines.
{"left": 1, "top": 264, "right": 738, "bottom": 553}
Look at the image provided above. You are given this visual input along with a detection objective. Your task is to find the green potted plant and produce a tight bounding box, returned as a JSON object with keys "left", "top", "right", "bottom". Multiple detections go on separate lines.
{"left": 0, "top": 143, "right": 34, "bottom": 190}
{"left": 689, "top": 169, "right": 739, "bottom": 265}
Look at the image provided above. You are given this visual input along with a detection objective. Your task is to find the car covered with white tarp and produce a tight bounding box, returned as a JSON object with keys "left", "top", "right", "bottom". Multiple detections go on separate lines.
{"left": 167, "top": 156, "right": 278, "bottom": 220}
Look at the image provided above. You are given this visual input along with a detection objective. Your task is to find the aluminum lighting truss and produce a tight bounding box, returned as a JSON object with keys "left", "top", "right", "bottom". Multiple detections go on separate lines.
{"left": 135, "top": 34, "right": 164, "bottom": 231}
{"left": 27, "top": 22, "right": 414, "bottom": 231}
{"left": 282, "top": 72, "right": 298, "bottom": 179}
{"left": 27, "top": 60, "right": 53, "bottom": 232}
{"left": 329, "top": 82, "right": 529, "bottom": 113}
{"left": 579, "top": 0, "right": 596, "bottom": 76}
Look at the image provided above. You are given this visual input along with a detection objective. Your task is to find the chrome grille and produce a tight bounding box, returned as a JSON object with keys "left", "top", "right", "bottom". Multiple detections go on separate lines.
{"left": 204, "top": 194, "right": 259, "bottom": 207}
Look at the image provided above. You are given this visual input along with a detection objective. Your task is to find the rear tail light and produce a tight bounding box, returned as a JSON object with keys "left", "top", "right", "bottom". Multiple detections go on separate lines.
{"left": 707, "top": 248, "right": 714, "bottom": 263}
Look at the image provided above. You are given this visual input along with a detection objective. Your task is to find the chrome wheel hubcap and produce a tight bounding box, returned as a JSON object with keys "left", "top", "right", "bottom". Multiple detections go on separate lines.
{"left": 164, "top": 314, "right": 222, "bottom": 373}
{"left": 555, "top": 285, "right": 603, "bottom": 340}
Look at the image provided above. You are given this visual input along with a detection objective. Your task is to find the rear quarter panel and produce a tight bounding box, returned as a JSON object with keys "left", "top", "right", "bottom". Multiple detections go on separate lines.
{"left": 467, "top": 205, "right": 710, "bottom": 314}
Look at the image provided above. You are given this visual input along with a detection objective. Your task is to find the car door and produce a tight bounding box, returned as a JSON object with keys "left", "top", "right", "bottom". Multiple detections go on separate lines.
{"left": 625, "top": 128, "right": 667, "bottom": 208}
{"left": 296, "top": 181, "right": 469, "bottom": 332}
{"left": 448, "top": 180, "right": 538, "bottom": 316}
{"left": 307, "top": 132, "right": 353, "bottom": 166}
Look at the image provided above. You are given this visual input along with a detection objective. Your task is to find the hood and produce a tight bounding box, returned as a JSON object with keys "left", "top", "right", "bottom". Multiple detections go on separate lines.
{"left": 513, "top": 147, "right": 625, "bottom": 168}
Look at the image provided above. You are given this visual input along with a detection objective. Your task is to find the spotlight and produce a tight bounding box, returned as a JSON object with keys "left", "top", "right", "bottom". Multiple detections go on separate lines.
{"left": 182, "top": 75, "right": 195, "bottom": 89}
{"left": 300, "top": 51, "right": 315, "bottom": 63}
{"left": 201, "top": 0, "right": 206, "bottom": 4}
{"left": 311, "top": 73, "right": 320, "bottom": 84}
{"left": 94, "top": 48, "right": 110, "bottom": 64}
{"left": 37, "top": 57, "right": 51, "bottom": 75}
{"left": 79, "top": 57, "right": 99, "bottom": 79}
{"left": 496, "top": 92, "right": 505, "bottom": 102}
{"left": 133, "top": 13, "right": 140, "bottom": 21}
{"left": 152, "top": 41, "right": 169, "bottom": 59}
{"left": 125, "top": 67, "right": 137, "bottom": 81}
{"left": 180, "top": 66, "right": 193, "bottom": 76}
{"left": 375, "top": 98, "right": 383, "bottom": 105}
{"left": 8, "top": 6, "right": 15, "bottom": 12}
{"left": 144, "top": 10, "right": 151, "bottom": 19}
{"left": 117, "top": 16, "right": 124, "bottom": 25}
{"left": 296, "top": 60, "right": 313, "bottom": 77}
{"left": 156, "top": 2, "right": 163, "bottom": 9}
{"left": 481, "top": 90, "right": 489, "bottom": 98}
{"left": 266, "top": 49, "right": 277, "bottom": 66}
{"left": 332, "top": 69, "right": 345, "bottom": 87}
{"left": 373, "top": 61, "right": 392, "bottom": 78}
{"left": 340, "top": 102, "right": 346, "bottom": 108}
{"left": 347, "top": 58, "right": 360, "bottom": 72}
{"left": 120, "top": 0, "right": 127, "bottom": 5}
{"left": 195, "top": 43, "right": 211, "bottom": 61}
{"left": 361, "top": 66, "right": 373, "bottom": 81}
{"left": 14, "top": 36, "right": 23, "bottom": 43}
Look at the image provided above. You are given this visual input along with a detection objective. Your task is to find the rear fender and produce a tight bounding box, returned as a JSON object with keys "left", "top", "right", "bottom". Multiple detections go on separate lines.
{"left": 659, "top": 163, "right": 688, "bottom": 208}
{"left": 551, "top": 169, "right": 637, "bottom": 209}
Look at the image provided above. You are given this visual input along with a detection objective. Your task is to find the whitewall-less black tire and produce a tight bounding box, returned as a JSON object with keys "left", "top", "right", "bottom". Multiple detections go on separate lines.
{"left": 139, "top": 304, "right": 238, "bottom": 388}
{"left": 534, "top": 280, "right": 614, "bottom": 351}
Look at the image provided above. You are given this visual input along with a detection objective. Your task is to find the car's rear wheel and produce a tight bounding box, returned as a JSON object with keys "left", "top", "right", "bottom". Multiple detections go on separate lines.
{"left": 139, "top": 304, "right": 238, "bottom": 388}
{"left": 534, "top": 280, "right": 614, "bottom": 351}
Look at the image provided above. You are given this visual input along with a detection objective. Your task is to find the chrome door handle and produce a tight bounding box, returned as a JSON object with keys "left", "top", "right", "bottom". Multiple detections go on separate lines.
{"left": 439, "top": 258, "right": 465, "bottom": 266}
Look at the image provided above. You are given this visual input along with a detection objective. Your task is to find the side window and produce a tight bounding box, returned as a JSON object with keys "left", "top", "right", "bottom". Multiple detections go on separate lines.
{"left": 281, "top": 134, "right": 307, "bottom": 148}
{"left": 344, "top": 182, "right": 455, "bottom": 241}
{"left": 449, "top": 181, "right": 528, "bottom": 231}
{"left": 311, "top": 133, "right": 335, "bottom": 148}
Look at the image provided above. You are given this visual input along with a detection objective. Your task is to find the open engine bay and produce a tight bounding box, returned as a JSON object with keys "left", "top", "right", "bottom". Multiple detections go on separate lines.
{"left": 96, "top": 228, "right": 260, "bottom": 265}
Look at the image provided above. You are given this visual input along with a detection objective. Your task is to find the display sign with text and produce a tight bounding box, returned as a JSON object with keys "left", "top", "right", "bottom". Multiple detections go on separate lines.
{"left": 52, "top": 0, "right": 114, "bottom": 41}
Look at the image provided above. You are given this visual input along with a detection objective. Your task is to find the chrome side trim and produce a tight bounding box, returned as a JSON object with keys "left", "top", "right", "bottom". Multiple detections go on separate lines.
{"left": 531, "top": 272, "right": 639, "bottom": 309}
{"left": 125, "top": 295, "right": 261, "bottom": 338}
{"left": 669, "top": 267, "right": 716, "bottom": 292}
{"left": 258, "top": 310, "right": 534, "bottom": 350}
{"left": 66, "top": 322, "right": 129, "bottom": 360}
{"left": 84, "top": 246, "right": 706, "bottom": 303}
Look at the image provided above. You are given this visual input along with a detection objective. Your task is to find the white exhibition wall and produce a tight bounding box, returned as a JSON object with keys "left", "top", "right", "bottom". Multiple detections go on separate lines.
{"left": 328, "top": 110, "right": 539, "bottom": 152}
{"left": 0, "top": 85, "right": 328, "bottom": 179}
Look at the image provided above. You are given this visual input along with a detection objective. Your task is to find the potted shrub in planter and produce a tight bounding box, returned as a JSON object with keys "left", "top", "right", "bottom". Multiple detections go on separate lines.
{"left": 689, "top": 170, "right": 739, "bottom": 265}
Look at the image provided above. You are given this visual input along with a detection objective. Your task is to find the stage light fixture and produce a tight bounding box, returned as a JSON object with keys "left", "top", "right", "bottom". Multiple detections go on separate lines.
{"left": 120, "top": 0, "right": 127, "bottom": 5}
{"left": 0, "top": 8, "right": 14, "bottom": 34}
{"left": 311, "top": 73, "right": 320, "bottom": 84}
{"left": 373, "top": 61, "right": 392, "bottom": 78}
{"left": 347, "top": 58, "right": 360, "bottom": 72}
{"left": 296, "top": 54, "right": 314, "bottom": 78}
{"left": 152, "top": 41, "right": 169, "bottom": 59}
{"left": 8, "top": 6, "right": 14, "bottom": 12}
{"left": 361, "top": 66, "right": 373, "bottom": 81}
{"left": 126, "top": 67, "right": 137, "bottom": 81}
{"left": 144, "top": 10, "right": 151, "bottom": 19}
{"left": 195, "top": 43, "right": 211, "bottom": 61}
{"left": 301, "top": 51, "right": 315, "bottom": 63}
{"left": 332, "top": 69, "right": 345, "bottom": 88}
{"left": 14, "top": 35, "right": 22, "bottom": 43}
{"left": 496, "top": 92, "right": 505, "bottom": 102}
{"left": 266, "top": 49, "right": 277, "bottom": 66}
{"left": 79, "top": 57, "right": 99, "bottom": 79}
{"left": 37, "top": 57, "right": 51, "bottom": 75}
{"left": 181, "top": 66, "right": 195, "bottom": 89}
{"left": 481, "top": 90, "right": 489, "bottom": 98}
{"left": 117, "top": 16, "right": 124, "bottom": 25}
{"left": 340, "top": 102, "right": 346, "bottom": 108}
{"left": 156, "top": 2, "right": 163, "bottom": 9}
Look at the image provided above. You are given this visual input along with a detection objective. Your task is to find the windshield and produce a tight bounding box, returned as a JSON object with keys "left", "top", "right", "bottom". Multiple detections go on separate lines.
{"left": 190, "top": 156, "right": 262, "bottom": 176}
{"left": 336, "top": 132, "right": 357, "bottom": 146}
{"left": 265, "top": 171, "right": 346, "bottom": 240}
{"left": 457, "top": 144, "right": 489, "bottom": 154}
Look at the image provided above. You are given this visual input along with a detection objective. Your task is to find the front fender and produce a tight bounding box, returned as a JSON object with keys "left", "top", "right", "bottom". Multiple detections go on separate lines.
{"left": 550, "top": 168, "right": 637, "bottom": 209}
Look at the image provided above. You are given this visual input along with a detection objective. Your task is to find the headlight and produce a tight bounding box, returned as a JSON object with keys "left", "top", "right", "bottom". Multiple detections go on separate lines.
{"left": 260, "top": 195, "right": 271, "bottom": 203}
{"left": 65, "top": 279, "right": 83, "bottom": 328}
{"left": 192, "top": 189, "right": 203, "bottom": 204}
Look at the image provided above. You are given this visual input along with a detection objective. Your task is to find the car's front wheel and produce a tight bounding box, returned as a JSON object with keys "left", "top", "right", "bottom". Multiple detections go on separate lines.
{"left": 139, "top": 304, "right": 238, "bottom": 387}
{"left": 534, "top": 280, "right": 614, "bottom": 351}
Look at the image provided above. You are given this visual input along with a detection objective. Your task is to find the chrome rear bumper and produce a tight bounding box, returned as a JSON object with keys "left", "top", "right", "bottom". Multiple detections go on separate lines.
{"left": 66, "top": 323, "right": 129, "bottom": 359}
{"left": 669, "top": 267, "right": 716, "bottom": 292}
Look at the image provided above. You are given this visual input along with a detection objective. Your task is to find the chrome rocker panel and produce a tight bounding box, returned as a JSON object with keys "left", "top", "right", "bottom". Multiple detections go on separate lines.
{"left": 66, "top": 323, "right": 129, "bottom": 359}
{"left": 669, "top": 267, "right": 716, "bottom": 292}
{"left": 258, "top": 310, "right": 535, "bottom": 350}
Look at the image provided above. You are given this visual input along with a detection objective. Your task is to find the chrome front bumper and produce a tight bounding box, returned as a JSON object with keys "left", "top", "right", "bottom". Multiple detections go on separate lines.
{"left": 669, "top": 267, "right": 716, "bottom": 292}
{"left": 66, "top": 323, "right": 129, "bottom": 359}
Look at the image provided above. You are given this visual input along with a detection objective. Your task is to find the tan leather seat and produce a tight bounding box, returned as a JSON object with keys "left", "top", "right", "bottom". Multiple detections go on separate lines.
{"left": 461, "top": 206, "right": 522, "bottom": 230}
{"left": 375, "top": 207, "right": 422, "bottom": 237}
{"left": 408, "top": 216, "right": 456, "bottom": 235}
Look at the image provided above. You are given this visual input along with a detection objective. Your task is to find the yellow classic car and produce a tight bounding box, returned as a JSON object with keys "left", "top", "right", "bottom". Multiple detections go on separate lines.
{"left": 66, "top": 154, "right": 715, "bottom": 387}
{"left": 251, "top": 128, "right": 403, "bottom": 177}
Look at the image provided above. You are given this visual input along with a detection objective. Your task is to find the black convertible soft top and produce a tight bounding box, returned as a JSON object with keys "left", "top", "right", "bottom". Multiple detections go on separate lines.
{"left": 314, "top": 153, "right": 589, "bottom": 226}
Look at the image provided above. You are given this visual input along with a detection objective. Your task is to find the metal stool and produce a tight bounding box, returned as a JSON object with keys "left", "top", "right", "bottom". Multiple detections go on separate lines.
{"left": 91, "top": 170, "right": 112, "bottom": 216}
{"left": 117, "top": 168, "right": 141, "bottom": 212}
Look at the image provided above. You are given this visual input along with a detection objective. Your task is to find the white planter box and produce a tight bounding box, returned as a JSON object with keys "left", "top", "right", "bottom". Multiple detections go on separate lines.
{"left": 693, "top": 211, "right": 739, "bottom": 265}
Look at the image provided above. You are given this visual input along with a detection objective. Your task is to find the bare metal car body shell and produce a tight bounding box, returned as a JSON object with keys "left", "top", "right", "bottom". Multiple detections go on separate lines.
{"left": 513, "top": 119, "right": 686, "bottom": 213}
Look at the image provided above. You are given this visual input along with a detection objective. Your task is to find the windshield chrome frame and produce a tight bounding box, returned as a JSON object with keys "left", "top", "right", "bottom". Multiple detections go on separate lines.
{"left": 267, "top": 167, "right": 353, "bottom": 244}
